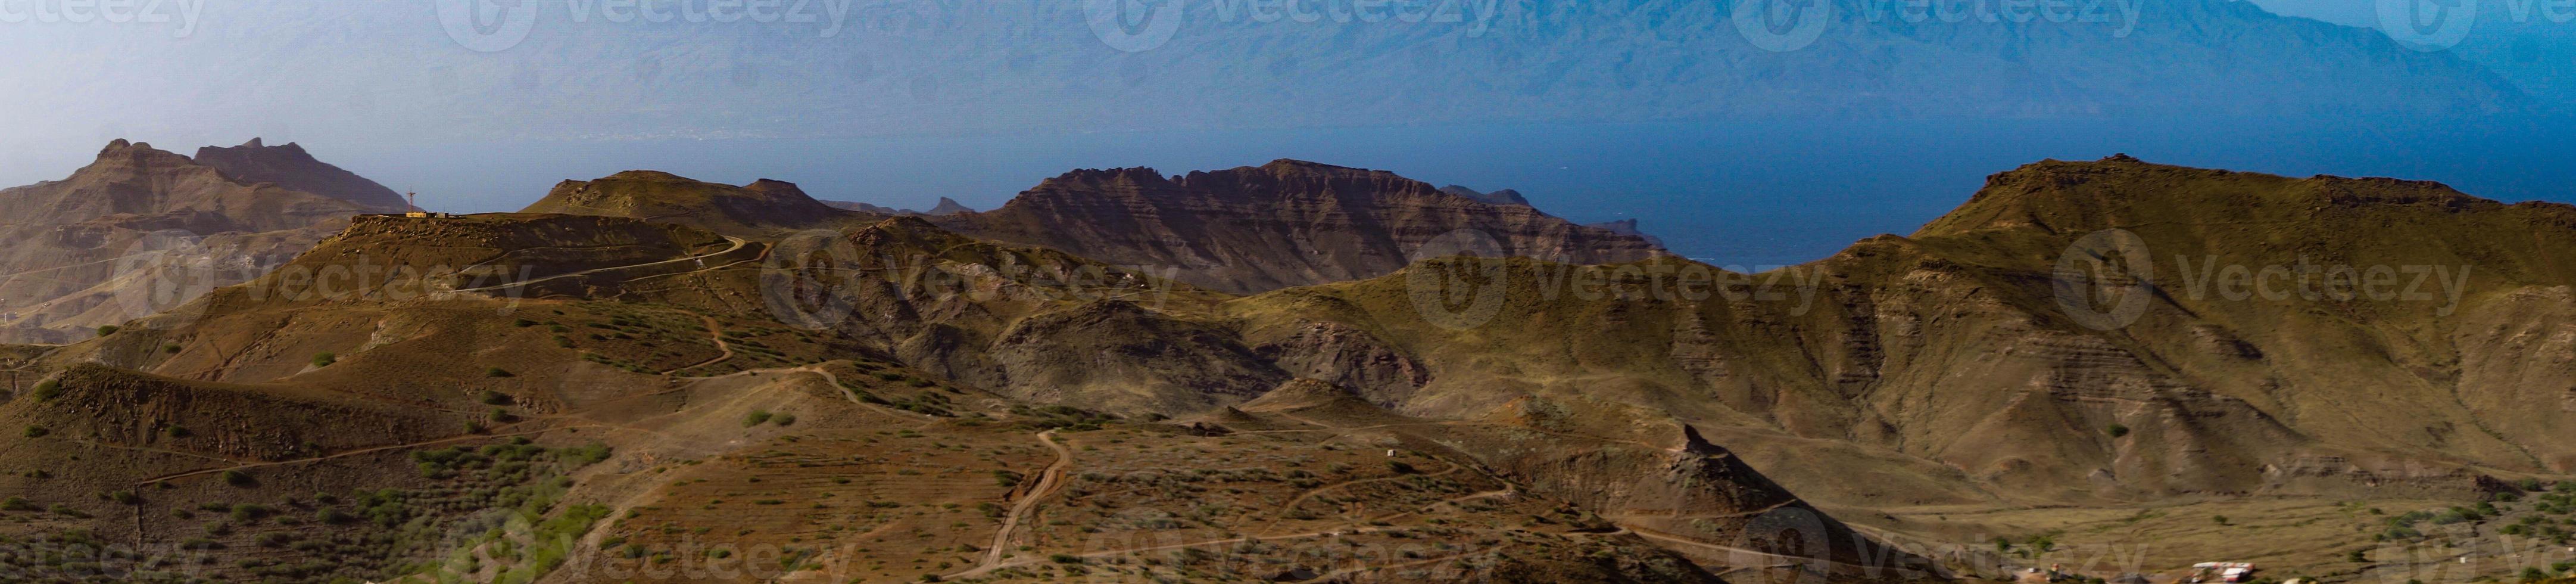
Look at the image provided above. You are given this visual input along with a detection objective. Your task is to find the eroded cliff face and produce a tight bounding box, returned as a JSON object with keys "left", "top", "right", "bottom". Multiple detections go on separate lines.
{"left": 937, "top": 159, "right": 1666, "bottom": 294}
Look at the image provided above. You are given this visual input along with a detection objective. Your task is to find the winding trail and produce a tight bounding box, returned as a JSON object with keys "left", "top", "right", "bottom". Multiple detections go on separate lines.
{"left": 948, "top": 430, "right": 1072, "bottom": 580}
{"left": 444, "top": 236, "right": 748, "bottom": 294}
{"left": 659, "top": 314, "right": 735, "bottom": 376}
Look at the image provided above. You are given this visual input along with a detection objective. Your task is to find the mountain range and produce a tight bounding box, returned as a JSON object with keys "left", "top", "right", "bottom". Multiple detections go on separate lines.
{"left": 2, "top": 141, "right": 2572, "bottom": 582}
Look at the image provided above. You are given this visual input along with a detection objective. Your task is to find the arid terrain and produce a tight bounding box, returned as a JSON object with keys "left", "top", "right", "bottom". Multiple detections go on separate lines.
{"left": 0, "top": 144, "right": 2570, "bottom": 583}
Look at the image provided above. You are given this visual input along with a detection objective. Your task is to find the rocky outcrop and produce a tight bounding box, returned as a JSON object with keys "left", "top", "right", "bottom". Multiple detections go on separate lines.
{"left": 936, "top": 160, "right": 1667, "bottom": 294}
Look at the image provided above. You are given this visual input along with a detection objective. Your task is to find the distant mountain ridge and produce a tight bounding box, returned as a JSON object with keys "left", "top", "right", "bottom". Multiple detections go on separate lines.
{"left": 930, "top": 159, "right": 1669, "bottom": 293}
{"left": 524, "top": 159, "right": 1667, "bottom": 294}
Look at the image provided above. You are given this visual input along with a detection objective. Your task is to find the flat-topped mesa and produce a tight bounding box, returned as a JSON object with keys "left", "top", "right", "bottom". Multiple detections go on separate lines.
{"left": 524, "top": 170, "right": 859, "bottom": 235}
{"left": 938, "top": 159, "right": 1667, "bottom": 294}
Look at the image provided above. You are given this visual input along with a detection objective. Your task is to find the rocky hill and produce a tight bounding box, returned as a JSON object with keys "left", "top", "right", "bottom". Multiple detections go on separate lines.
{"left": 522, "top": 172, "right": 873, "bottom": 237}
{"left": 936, "top": 160, "right": 1667, "bottom": 293}
{"left": 0, "top": 140, "right": 398, "bottom": 343}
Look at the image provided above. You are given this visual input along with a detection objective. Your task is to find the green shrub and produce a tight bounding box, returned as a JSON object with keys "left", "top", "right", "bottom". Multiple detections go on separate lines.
{"left": 221, "top": 470, "right": 254, "bottom": 487}
{"left": 485, "top": 367, "right": 513, "bottom": 378}
{"left": 2106, "top": 424, "right": 2131, "bottom": 438}
{"left": 95, "top": 325, "right": 119, "bottom": 337}
{"left": 22, "top": 425, "right": 48, "bottom": 438}
{"left": 771, "top": 414, "right": 796, "bottom": 427}
{"left": 30, "top": 379, "right": 61, "bottom": 400}
{"left": 1, "top": 496, "right": 36, "bottom": 511}
{"left": 311, "top": 352, "right": 336, "bottom": 367}
{"left": 744, "top": 411, "right": 774, "bottom": 427}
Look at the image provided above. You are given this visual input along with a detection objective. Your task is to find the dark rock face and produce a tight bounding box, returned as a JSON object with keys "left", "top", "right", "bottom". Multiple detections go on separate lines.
{"left": 938, "top": 160, "right": 1667, "bottom": 294}
{"left": 194, "top": 138, "right": 409, "bottom": 212}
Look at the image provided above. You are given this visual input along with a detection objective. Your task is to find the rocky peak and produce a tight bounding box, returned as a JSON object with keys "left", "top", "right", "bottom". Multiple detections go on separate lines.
{"left": 924, "top": 197, "right": 975, "bottom": 215}
{"left": 193, "top": 138, "right": 407, "bottom": 212}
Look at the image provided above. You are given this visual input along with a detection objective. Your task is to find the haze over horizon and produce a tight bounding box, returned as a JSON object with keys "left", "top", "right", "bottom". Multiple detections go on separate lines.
{"left": 3, "top": 0, "right": 2569, "bottom": 263}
